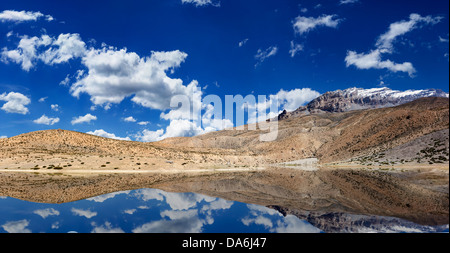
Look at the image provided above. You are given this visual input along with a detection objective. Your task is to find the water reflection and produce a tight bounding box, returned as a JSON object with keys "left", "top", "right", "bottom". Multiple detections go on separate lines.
{"left": 0, "top": 189, "right": 321, "bottom": 233}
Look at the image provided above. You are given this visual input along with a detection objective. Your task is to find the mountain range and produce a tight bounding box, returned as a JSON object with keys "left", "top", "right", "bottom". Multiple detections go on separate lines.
{"left": 279, "top": 87, "right": 449, "bottom": 120}
{"left": 1, "top": 87, "right": 449, "bottom": 169}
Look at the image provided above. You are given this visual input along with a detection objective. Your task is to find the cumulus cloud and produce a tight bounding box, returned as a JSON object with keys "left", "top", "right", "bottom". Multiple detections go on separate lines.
{"left": 136, "top": 120, "right": 205, "bottom": 142}
{"left": 0, "top": 10, "right": 53, "bottom": 23}
{"left": 181, "top": 0, "right": 220, "bottom": 7}
{"left": 87, "top": 129, "right": 131, "bottom": 141}
{"left": 274, "top": 88, "right": 321, "bottom": 111}
{"left": 345, "top": 49, "right": 416, "bottom": 76}
{"left": 0, "top": 91, "right": 31, "bottom": 114}
{"left": 255, "top": 46, "right": 278, "bottom": 67}
{"left": 70, "top": 46, "right": 199, "bottom": 111}
{"left": 71, "top": 113, "right": 97, "bottom": 125}
{"left": 33, "top": 114, "right": 60, "bottom": 125}
{"left": 136, "top": 99, "right": 233, "bottom": 142}
{"left": 1, "top": 33, "right": 86, "bottom": 71}
{"left": 345, "top": 13, "right": 442, "bottom": 77}
{"left": 293, "top": 15, "right": 341, "bottom": 35}
{"left": 245, "top": 88, "right": 320, "bottom": 124}
{"left": 123, "top": 116, "right": 137, "bottom": 122}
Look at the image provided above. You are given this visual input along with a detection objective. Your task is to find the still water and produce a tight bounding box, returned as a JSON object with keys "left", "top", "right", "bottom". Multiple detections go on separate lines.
{"left": 0, "top": 188, "right": 448, "bottom": 233}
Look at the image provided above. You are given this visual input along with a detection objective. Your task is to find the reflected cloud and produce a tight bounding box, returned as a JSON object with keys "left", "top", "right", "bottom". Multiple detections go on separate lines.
{"left": 87, "top": 190, "right": 130, "bottom": 202}
{"left": 242, "top": 204, "right": 321, "bottom": 233}
{"left": 134, "top": 189, "right": 216, "bottom": 210}
{"left": 71, "top": 208, "right": 97, "bottom": 219}
{"left": 201, "top": 198, "right": 233, "bottom": 215}
{"left": 132, "top": 209, "right": 206, "bottom": 233}
{"left": 91, "top": 222, "right": 124, "bottom": 233}
{"left": 123, "top": 209, "right": 136, "bottom": 215}
{"left": 272, "top": 215, "right": 321, "bottom": 233}
{"left": 0, "top": 188, "right": 445, "bottom": 233}
{"left": 33, "top": 208, "right": 60, "bottom": 218}
{"left": 1, "top": 219, "right": 31, "bottom": 233}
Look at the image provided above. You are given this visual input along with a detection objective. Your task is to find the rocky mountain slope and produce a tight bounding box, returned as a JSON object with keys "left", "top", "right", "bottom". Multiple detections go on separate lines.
{"left": 281, "top": 87, "right": 448, "bottom": 119}
{"left": 161, "top": 97, "right": 449, "bottom": 164}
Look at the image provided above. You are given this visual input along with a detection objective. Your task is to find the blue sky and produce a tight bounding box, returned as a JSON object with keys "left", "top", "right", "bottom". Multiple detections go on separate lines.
{"left": 0, "top": 0, "right": 448, "bottom": 141}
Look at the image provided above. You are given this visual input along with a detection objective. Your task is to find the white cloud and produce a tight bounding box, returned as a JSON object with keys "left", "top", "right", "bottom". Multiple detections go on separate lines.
{"left": 345, "top": 49, "right": 416, "bottom": 76}
{"left": 345, "top": 13, "right": 442, "bottom": 77}
{"left": 375, "top": 13, "right": 443, "bottom": 52}
{"left": 39, "top": 33, "right": 87, "bottom": 65}
{"left": 0, "top": 10, "right": 53, "bottom": 23}
{"left": 33, "top": 114, "right": 60, "bottom": 125}
{"left": 33, "top": 208, "right": 60, "bottom": 218}
{"left": 0, "top": 136, "right": 7, "bottom": 139}
{"left": 1, "top": 33, "right": 86, "bottom": 71}
{"left": 255, "top": 46, "right": 278, "bottom": 67}
{"left": 51, "top": 104, "right": 59, "bottom": 111}
{"left": 71, "top": 113, "right": 97, "bottom": 125}
{"left": 123, "top": 116, "right": 137, "bottom": 122}
{"left": 38, "top": 96, "right": 48, "bottom": 102}
{"left": 137, "top": 98, "right": 233, "bottom": 142}
{"left": 138, "top": 121, "right": 150, "bottom": 126}
{"left": 244, "top": 88, "right": 320, "bottom": 124}
{"left": 87, "top": 191, "right": 130, "bottom": 202}
{"left": 293, "top": 15, "right": 341, "bottom": 35}
{"left": 0, "top": 92, "right": 31, "bottom": 114}
{"left": 339, "top": 0, "right": 359, "bottom": 5}
{"left": 439, "top": 35, "right": 449, "bottom": 43}
{"left": 289, "top": 41, "right": 304, "bottom": 57}
{"left": 239, "top": 38, "right": 249, "bottom": 47}
{"left": 136, "top": 129, "right": 165, "bottom": 142}
{"left": 241, "top": 204, "right": 321, "bottom": 233}
{"left": 70, "top": 46, "right": 199, "bottom": 111}
{"left": 71, "top": 208, "right": 97, "bottom": 219}
{"left": 132, "top": 209, "right": 206, "bottom": 233}
{"left": 181, "top": 0, "right": 220, "bottom": 7}
{"left": 274, "top": 88, "right": 321, "bottom": 112}
{"left": 91, "top": 222, "right": 124, "bottom": 233}
{"left": 1, "top": 219, "right": 31, "bottom": 233}
{"left": 136, "top": 119, "right": 204, "bottom": 142}
{"left": 87, "top": 129, "right": 131, "bottom": 141}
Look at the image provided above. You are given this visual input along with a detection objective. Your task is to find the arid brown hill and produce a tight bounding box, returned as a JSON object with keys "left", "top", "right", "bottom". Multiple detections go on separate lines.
{"left": 160, "top": 97, "right": 449, "bottom": 164}
{"left": 1, "top": 97, "right": 448, "bottom": 165}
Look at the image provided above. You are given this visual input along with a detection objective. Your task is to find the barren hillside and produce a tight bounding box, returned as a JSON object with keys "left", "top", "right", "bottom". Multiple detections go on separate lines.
{"left": 0, "top": 97, "right": 448, "bottom": 169}
{"left": 161, "top": 97, "right": 449, "bottom": 164}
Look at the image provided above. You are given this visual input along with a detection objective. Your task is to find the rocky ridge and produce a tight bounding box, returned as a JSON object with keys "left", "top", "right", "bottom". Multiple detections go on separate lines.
{"left": 284, "top": 87, "right": 449, "bottom": 119}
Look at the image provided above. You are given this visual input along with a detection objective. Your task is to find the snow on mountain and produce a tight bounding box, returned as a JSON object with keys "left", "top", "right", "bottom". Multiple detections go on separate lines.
{"left": 286, "top": 87, "right": 449, "bottom": 116}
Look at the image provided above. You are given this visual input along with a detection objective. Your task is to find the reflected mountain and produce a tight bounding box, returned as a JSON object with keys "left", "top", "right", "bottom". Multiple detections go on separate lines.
{"left": 0, "top": 167, "right": 448, "bottom": 232}
{"left": 0, "top": 188, "right": 447, "bottom": 233}
{"left": 0, "top": 189, "right": 321, "bottom": 233}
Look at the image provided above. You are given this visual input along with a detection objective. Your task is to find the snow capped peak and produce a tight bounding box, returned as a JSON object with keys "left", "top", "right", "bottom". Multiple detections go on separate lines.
{"left": 305, "top": 87, "right": 448, "bottom": 113}
{"left": 342, "top": 87, "right": 447, "bottom": 100}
